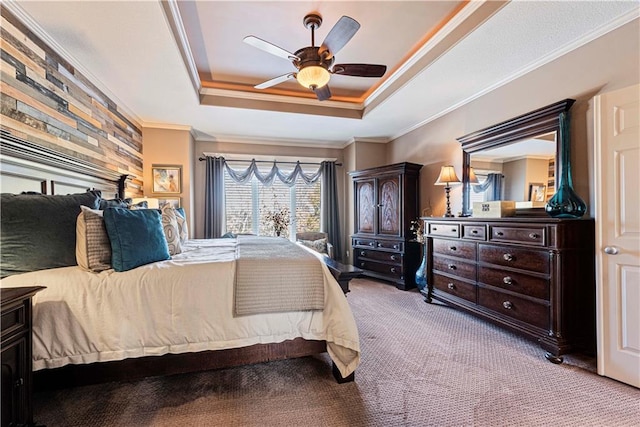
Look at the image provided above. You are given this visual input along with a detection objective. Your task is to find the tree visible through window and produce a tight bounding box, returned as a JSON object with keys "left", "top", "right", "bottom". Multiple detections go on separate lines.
{"left": 224, "top": 165, "right": 321, "bottom": 239}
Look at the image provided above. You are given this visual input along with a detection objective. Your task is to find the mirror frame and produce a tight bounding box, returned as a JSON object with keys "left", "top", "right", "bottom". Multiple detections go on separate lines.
{"left": 457, "top": 99, "right": 575, "bottom": 217}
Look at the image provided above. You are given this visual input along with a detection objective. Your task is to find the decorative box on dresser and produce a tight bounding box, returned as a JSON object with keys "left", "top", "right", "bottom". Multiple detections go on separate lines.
{"left": 350, "top": 162, "right": 422, "bottom": 290}
{"left": 422, "top": 217, "right": 595, "bottom": 363}
{"left": 1, "top": 286, "right": 45, "bottom": 427}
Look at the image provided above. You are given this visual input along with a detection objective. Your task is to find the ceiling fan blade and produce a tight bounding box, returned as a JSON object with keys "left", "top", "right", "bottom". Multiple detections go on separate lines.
{"left": 254, "top": 73, "right": 295, "bottom": 89}
{"left": 313, "top": 85, "right": 332, "bottom": 101}
{"left": 319, "top": 16, "right": 360, "bottom": 58}
{"left": 332, "top": 64, "right": 387, "bottom": 78}
{"left": 243, "top": 36, "right": 299, "bottom": 61}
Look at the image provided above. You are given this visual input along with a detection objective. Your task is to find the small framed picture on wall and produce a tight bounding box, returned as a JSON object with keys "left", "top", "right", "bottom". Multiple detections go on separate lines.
{"left": 152, "top": 165, "right": 181, "bottom": 194}
{"left": 157, "top": 197, "right": 181, "bottom": 209}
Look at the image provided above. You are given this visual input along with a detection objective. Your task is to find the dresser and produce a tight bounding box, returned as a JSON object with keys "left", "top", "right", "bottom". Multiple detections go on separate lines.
{"left": 350, "top": 162, "right": 422, "bottom": 290}
{"left": 422, "top": 217, "right": 595, "bottom": 362}
{"left": 1, "top": 286, "right": 45, "bottom": 427}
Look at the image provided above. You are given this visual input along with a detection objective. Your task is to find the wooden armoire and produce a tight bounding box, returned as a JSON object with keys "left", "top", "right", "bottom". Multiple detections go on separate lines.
{"left": 350, "top": 162, "right": 422, "bottom": 290}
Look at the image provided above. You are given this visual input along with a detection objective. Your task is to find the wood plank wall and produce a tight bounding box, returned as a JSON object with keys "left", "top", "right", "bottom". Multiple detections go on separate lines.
{"left": 0, "top": 8, "right": 143, "bottom": 196}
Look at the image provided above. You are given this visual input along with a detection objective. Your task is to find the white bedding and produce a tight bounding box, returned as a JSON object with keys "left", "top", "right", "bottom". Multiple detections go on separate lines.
{"left": 0, "top": 238, "right": 360, "bottom": 378}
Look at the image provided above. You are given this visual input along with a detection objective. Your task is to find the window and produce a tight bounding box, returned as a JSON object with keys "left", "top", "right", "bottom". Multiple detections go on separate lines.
{"left": 224, "top": 164, "right": 321, "bottom": 239}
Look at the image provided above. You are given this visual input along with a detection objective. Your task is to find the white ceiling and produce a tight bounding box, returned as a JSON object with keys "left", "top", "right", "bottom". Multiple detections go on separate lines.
{"left": 7, "top": 1, "right": 639, "bottom": 148}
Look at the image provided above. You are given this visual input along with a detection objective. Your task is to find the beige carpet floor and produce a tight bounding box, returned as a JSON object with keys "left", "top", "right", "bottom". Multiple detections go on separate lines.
{"left": 33, "top": 278, "right": 639, "bottom": 426}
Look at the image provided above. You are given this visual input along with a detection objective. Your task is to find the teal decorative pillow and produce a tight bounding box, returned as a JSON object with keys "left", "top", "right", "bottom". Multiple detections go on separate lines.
{"left": 0, "top": 190, "right": 101, "bottom": 277}
{"left": 103, "top": 207, "right": 170, "bottom": 272}
{"left": 175, "top": 207, "right": 189, "bottom": 243}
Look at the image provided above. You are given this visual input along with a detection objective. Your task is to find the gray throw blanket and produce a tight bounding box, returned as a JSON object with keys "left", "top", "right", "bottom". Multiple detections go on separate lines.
{"left": 234, "top": 236, "right": 325, "bottom": 316}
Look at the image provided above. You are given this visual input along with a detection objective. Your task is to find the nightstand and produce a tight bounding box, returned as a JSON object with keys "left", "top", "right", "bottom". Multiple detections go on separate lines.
{"left": 1, "top": 286, "right": 45, "bottom": 427}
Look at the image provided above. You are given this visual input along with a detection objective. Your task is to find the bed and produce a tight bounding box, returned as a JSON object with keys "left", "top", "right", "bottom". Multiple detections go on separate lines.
{"left": 0, "top": 132, "right": 360, "bottom": 388}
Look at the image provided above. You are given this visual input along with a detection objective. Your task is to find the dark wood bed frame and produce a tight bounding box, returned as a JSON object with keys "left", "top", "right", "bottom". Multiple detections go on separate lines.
{"left": 0, "top": 131, "right": 354, "bottom": 389}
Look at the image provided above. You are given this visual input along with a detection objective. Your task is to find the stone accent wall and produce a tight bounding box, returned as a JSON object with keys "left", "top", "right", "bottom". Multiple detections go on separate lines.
{"left": 0, "top": 8, "right": 143, "bottom": 195}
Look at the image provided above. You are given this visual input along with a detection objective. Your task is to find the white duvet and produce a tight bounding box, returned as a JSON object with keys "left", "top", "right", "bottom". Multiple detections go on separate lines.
{"left": 0, "top": 239, "right": 360, "bottom": 378}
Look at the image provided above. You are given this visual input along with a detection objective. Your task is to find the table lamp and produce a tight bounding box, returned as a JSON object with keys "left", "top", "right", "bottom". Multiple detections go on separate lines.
{"left": 434, "top": 165, "right": 460, "bottom": 217}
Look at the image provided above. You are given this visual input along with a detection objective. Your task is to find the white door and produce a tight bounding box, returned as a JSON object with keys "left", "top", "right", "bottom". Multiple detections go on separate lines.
{"left": 594, "top": 84, "right": 640, "bottom": 388}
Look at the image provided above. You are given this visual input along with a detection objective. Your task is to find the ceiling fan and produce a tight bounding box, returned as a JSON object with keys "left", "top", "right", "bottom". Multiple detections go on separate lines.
{"left": 243, "top": 13, "right": 387, "bottom": 101}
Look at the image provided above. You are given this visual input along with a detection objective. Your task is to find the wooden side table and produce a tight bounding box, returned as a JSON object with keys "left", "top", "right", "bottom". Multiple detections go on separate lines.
{"left": 1, "top": 286, "right": 45, "bottom": 427}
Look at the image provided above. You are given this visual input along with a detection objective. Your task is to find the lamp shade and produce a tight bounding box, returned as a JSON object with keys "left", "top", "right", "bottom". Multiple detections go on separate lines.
{"left": 296, "top": 65, "right": 330, "bottom": 89}
{"left": 434, "top": 165, "right": 460, "bottom": 185}
{"left": 468, "top": 167, "right": 479, "bottom": 184}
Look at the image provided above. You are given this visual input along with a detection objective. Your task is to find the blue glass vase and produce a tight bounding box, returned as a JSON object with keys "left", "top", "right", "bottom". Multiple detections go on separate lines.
{"left": 415, "top": 245, "right": 427, "bottom": 291}
{"left": 545, "top": 112, "right": 587, "bottom": 218}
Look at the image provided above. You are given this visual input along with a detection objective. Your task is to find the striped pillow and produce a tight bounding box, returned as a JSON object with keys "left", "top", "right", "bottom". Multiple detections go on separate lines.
{"left": 76, "top": 206, "right": 112, "bottom": 272}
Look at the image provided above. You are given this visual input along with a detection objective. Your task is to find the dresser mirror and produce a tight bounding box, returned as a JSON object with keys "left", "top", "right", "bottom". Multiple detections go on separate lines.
{"left": 457, "top": 99, "right": 575, "bottom": 217}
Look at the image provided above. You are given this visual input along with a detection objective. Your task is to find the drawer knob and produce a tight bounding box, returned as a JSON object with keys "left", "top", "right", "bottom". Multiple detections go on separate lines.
{"left": 496, "top": 231, "right": 504, "bottom": 236}
{"left": 503, "top": 276, "right": 513, "bottom": 285}
{"left": 14, "top": 378, "right": 23, "bottom": 388}
{"left": 393, "top": 244, "right": 398, "bottom": 249}
{"left": 433, "top": 227, "right": 438, "bottom": 231}
{"left": 390, "top": 255, "right": 397, "bottom": 261}
{"left": 390, "top": 267, "right": 396, "bottom": 273}
{"left": 529, "top": 233, "right": 539, "bottom": 239}
{"left": 448, "top": 264, "right": 456, "bottom": 270}
{"left": 471, "top": 230, "right": 478, "bottom": 234}
{"left": 360, "top": 262, "right": 365, "bottom": 267}
{"left": 503, "top": 253, "right": 514, "bottom": 262}
{"left": 449, "top": 246, "right": 457, "bottom": 251}
{"left": 361, "top": 251, "right": 366, "bottom": 256}
{"left": 378, "top": 243, "right": 382, "bottom": 247}
{"left": 503, "top": 301, "right": 513, "bottom": 310}
{"left": 369, "top": 242, "right": 375, "bottom": 247}
{"left": 451, "top": 228, "right": 457, "bottom": 232}
{"left": 447, "top": 283, "right": 455, "bottom": 290}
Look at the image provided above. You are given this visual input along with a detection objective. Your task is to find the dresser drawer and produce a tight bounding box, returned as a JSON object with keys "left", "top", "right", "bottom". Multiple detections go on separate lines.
{"left": 356, "top": 249, "right": 402, "bottom": 264}
{"left": 428, "top": 222, "right": 460, "bottom": 238}
{"left": 352, "top": 237, "right": 376, "bottom": 248}
{"left": 488, "top": 225, "right": 546, "bottom": 246}
{"left": 478, "top": 244, "right": 549, "bottom": 274}
{"left": 433, "top": 255, "right": 476, "bottom": 281}
{"left": 356, "top": 258, "right": 403, "bottom": 279}
{"left": 479, "top": 266, "right": 549, "bottom": 300}
{"left": 1, "top": 300, "right": 27, "bottom": 340}
{"left": 375, "top": 240, "right": 403, "bottom": 251}
{"left": 478, "top": 287, "right": 549, "bottom": 330}
{"left": 432, "top": 239, "right": 476, "bottom": 260}
{"left": 462, "top": 224, "right": 486, "bottom": 240}
{"left": 433, "top": 273, "right": 476, "bottom": 303}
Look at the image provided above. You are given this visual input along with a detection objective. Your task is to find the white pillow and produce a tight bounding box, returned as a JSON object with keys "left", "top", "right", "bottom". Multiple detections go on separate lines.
{"left": 76, "top": 206, "right": 112, "bottom": 272}
{"left": 161, "top": 204, "right": 182, "bottom": 255}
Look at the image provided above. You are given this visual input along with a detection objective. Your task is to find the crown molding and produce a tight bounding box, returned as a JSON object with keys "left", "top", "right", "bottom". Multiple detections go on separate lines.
{"left": 391, "top": 7, "right": 640, "bottom": 141}
{"left": 195, "top": 133, "right": 347, "bottom": 150}
{"left": 2, "top": 1, "right": 144, "bottom": 128}
{"left": 160, "top": 0, "right": 201, "bottom": 98}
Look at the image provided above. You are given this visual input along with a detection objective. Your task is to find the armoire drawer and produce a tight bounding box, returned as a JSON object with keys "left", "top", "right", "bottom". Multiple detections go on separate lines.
{"left": 428, "top": 223, "right": 460, "bottom": 238}
{"left": 433, "top": 255, "right": 476, "bottom": 281}
{"left": 479, "top": 266, "right": 549, "bottom": 300}
{"left": 478, "top": 244, "right": 549, "bottom": 274}
{"left": 478, "top": 287, "right": 549, "bottom": 330}
{"left": 488, "top": 226, "right": 546, "bottom": 246}
{"left": 356, "top": 249, "right": 402, "bottom": 264}
{"left": 356, "top": 259, "right": 403, "bottom": 279}
{"left": 432, "top": 238, "right": 476, "bottom": 260}
{"left": 352, "top": 237, "right": 376, "bottom": 248}
{"left": 433, "top": 273, "right": 476, "bottom": 303}
{"left": 375, "top": 240, "right": 403, "bottom": 251}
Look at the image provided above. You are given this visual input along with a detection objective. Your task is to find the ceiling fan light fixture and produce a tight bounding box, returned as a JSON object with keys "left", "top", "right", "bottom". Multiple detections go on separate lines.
{"left": 296, "top": 65, "right": 330, "bottom": 89}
